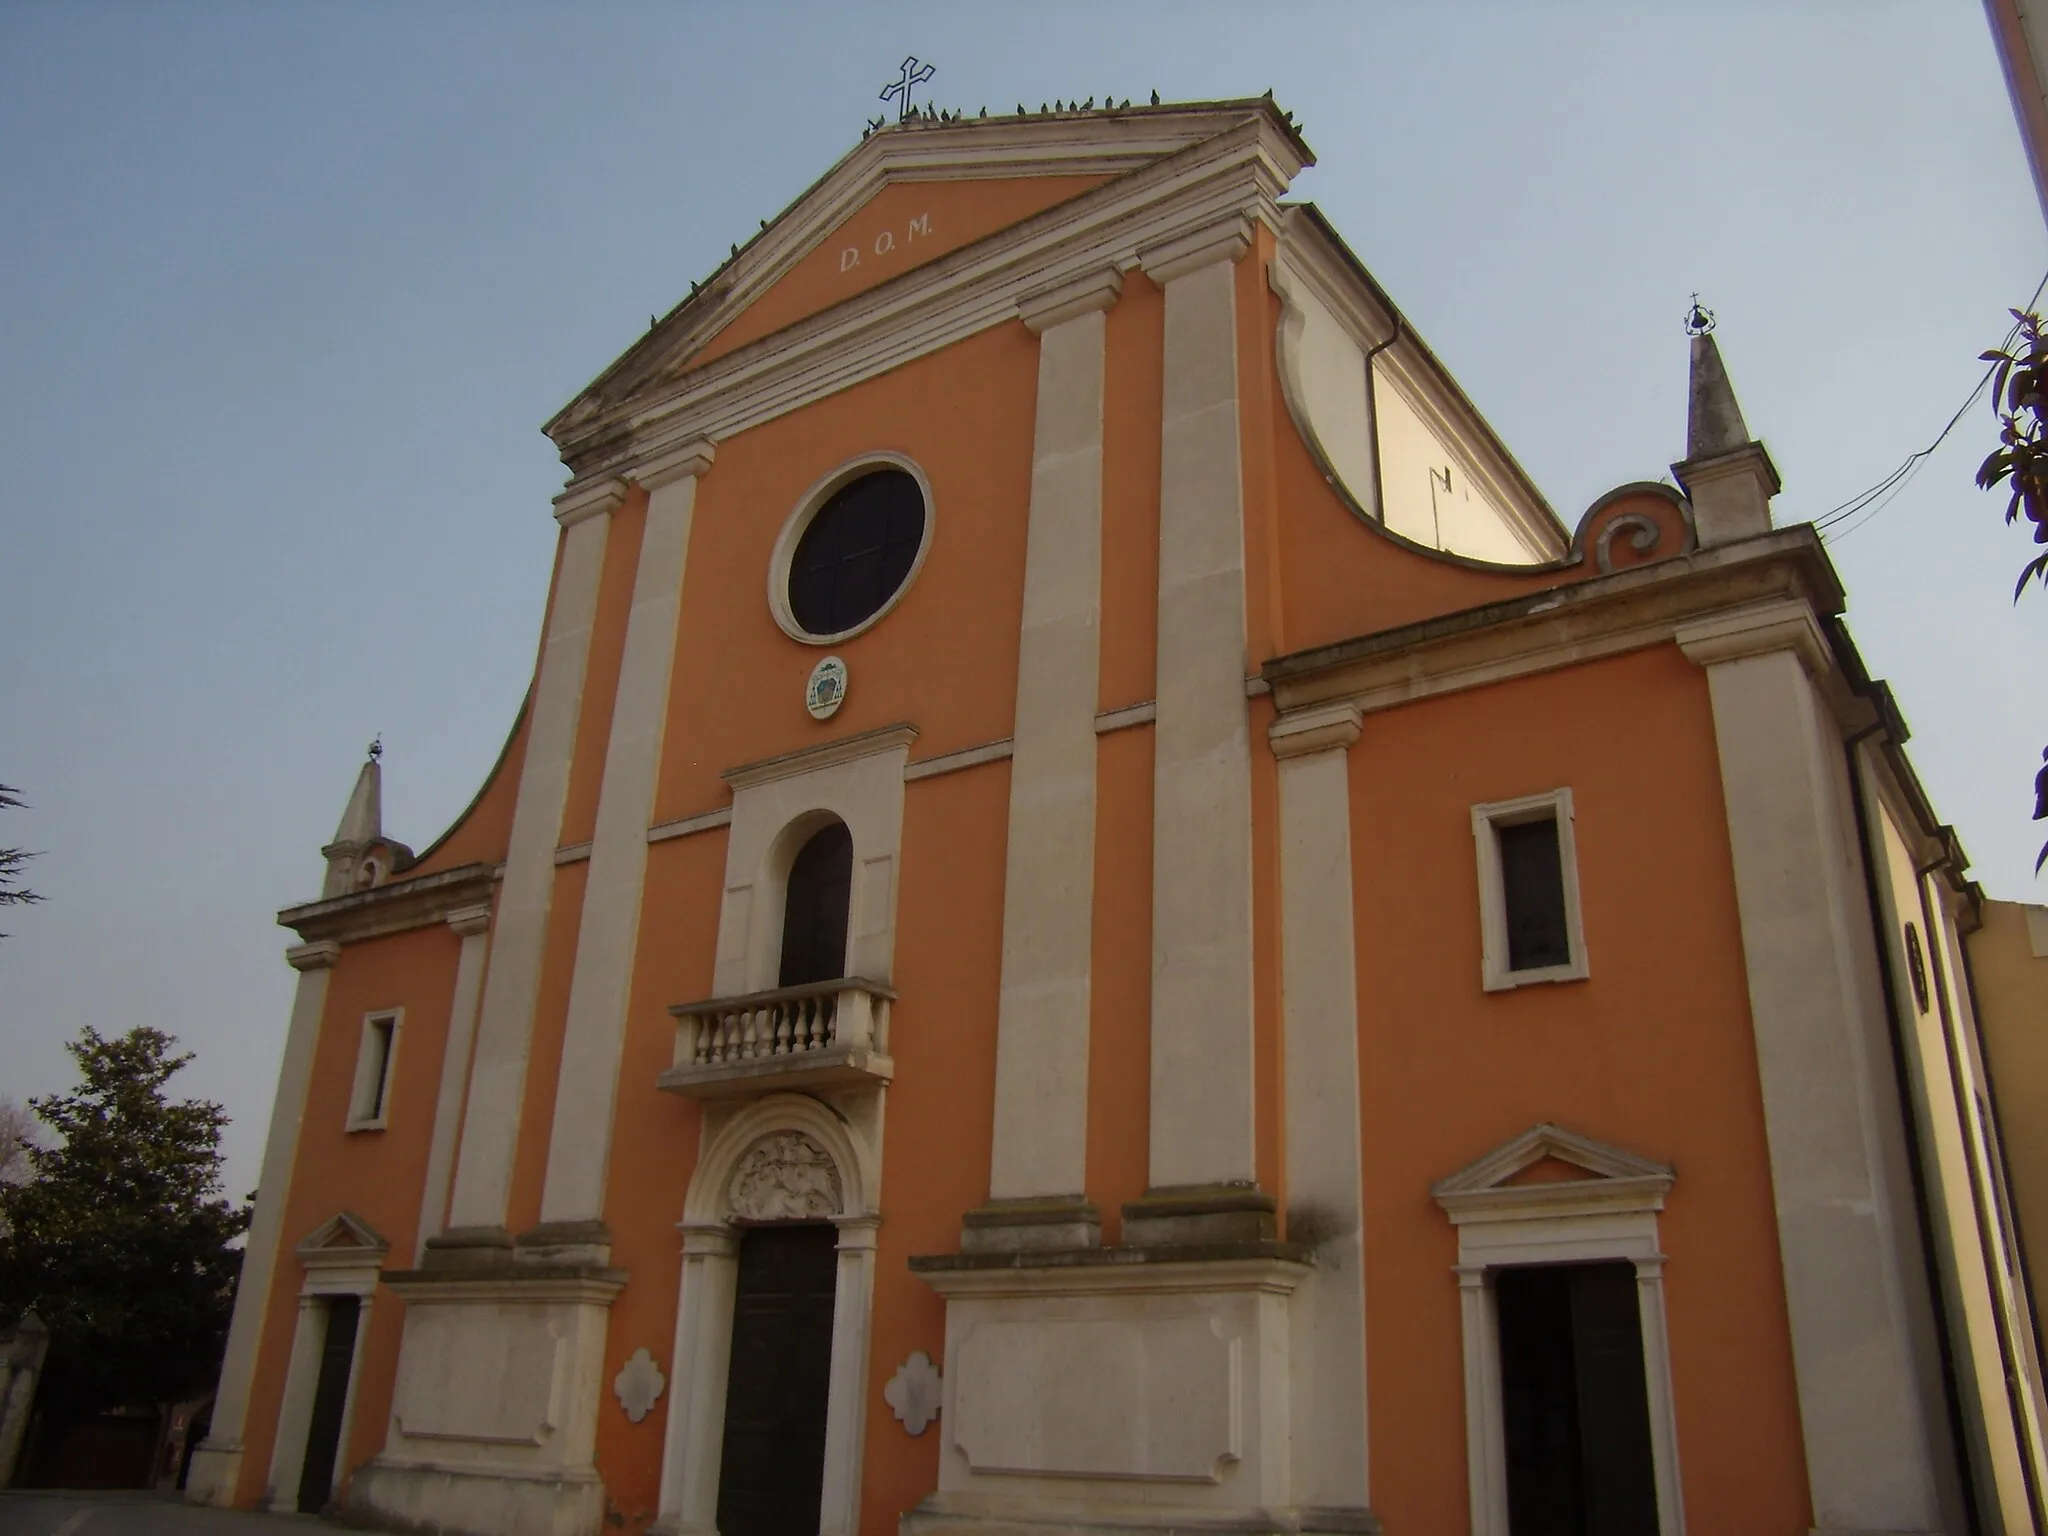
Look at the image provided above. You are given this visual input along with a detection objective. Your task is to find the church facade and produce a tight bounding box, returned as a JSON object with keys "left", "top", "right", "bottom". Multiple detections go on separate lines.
{"left": 187, "top": 97, "right": 2048, "bottom": 1535}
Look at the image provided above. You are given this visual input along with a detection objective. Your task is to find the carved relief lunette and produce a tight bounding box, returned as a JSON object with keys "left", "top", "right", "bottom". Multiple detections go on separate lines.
{"left": 727, "top": 1130, "right": 842, "bottom": 1220}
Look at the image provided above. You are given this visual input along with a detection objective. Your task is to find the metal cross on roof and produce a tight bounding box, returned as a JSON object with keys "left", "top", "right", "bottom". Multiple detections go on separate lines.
{"left": 881, "top": 56, "right": 936, "bottom": 122}
{"left": 1683, "top": 293, "right": 1716, "bottom": 337}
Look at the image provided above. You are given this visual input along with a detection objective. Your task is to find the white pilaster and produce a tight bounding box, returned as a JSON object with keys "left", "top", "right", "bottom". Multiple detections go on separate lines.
{"left": 1141, "top": 219, "right": 1257, "bottom": 1191}
{"left": 442, "top": 477, "right": 623, "bottom": 1234}
{"left": 538, "top": 442, "right": 714, "bottom": 1234}
{"left": 655, "top": 1225, "right": 740, "bottom": 1536}
{"left": 186, "top": 938, "right": 341, "bottom": 1508}
{"left": 1678, "top": 606, "right": 1946, "bottom": 1533}
{"left": 414, "top": 904, "right": 492, "bottom": 1263}
{"left": 986, "top": 272, "right": 1118, "bottom": 1205}
{"left": 819, "top": 1217, "right": 881, "bottom": 1536}
{"left": 1271, "top": 703, "right": 1371, "bottom": 1515}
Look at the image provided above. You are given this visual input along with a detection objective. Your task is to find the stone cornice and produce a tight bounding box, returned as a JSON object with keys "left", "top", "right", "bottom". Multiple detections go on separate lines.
{"left": 1268, "top": 700, "right": 1362, "bottom": 759}
{"left": 632, "top": 436, "right": 716, "bottom": 491}
{"left": 721, "top": 723, "right": 920, "bottom": 791}
{"left": 1263, "top": 528, "right": 1846, "bottom": 721}
{"left": 552, "top": 476, "right": 627, "bottom": 529}
{"left": 1016, "top": 267, "right": 1123, "bottom": 333}
{"left": 549, "top": 116, "right": 1301, "bottom": 476}
{"left": 278, "top": 861, "right": 498, "bottom": 948}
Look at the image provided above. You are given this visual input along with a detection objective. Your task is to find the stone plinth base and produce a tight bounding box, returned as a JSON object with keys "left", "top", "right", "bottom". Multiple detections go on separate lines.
{"left": 347, "top": 1457, "right": 605, "bottom": 1536}
{"left": 901, "top": 1491, "right": 1381, "bottom": 1536}
{"left": 183, "top": 1441, "right": 243, "bottom": 1508}
{"left": 909, "top": 1244, "right": 1325, "bottom": 1530}
{"left": 347, "top": 1255, "right": 625, "bottom": 1536}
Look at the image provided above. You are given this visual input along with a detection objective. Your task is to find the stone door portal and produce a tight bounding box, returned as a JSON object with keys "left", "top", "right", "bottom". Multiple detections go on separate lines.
{"left": 295, "top": 1294, "right": 360, "bottom": 1513}
{"left": 715, "top": 1223, "right": 839, "bottom": 1536}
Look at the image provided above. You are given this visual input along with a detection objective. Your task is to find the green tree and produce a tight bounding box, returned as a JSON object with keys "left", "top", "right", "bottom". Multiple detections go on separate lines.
{"left": 0, "top": 782, "right": 42, "bottom": 937}
{"left": 1975, "top": 311, "right": 2048, "bottom": 870}
{"left": 0, "top": 1028, "right": 249, "bottom": 1417}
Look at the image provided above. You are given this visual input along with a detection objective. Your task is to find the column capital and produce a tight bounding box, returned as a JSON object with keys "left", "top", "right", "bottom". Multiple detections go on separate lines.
{"left": 1017, "top": 268, "right": 1123, "bottom": 333}
{"left": 285, "top": 939, "right": 343, "bottom": 972}
{"left": 553, "top": 475, "right": 629, "bottom": 529}
{"left": 1138, "top": 215, "right": 1253, "bottom": 286}
{"left": 1270, "top": 700, "right": 1363, "bottom": 759}
{"left": 677, "top": 1221, "right": 737, "bottom": 1257}
{"left": 1674, "top": 598, "right": 1830, "bottom": 677}
{"left": 632, "top": 437, "right": 717, "bottom": 492}
{"left": 445, "top": 903, "right": 492, "bottom": 938}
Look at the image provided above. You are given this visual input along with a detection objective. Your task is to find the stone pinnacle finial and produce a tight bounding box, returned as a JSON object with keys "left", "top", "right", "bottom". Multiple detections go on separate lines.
{"left": 1672, "top": 314, "right": 1781, "bottom": 548}
{"left": 331, "top": 751, "right": 383, "bottom": 847}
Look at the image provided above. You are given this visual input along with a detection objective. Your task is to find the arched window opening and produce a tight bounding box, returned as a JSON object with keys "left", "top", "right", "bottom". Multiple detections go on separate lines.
{"left": 778, "top": 822, "right": 852, "bottom": 988}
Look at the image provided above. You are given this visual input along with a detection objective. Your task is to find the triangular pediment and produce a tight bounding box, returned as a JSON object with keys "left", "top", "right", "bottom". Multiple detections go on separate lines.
{"left": 296, "top": 1209, "right": 389, "bottom": 1259}
{"left": 1432, "top": 1123, "right": 1673, "bottom": 1221}
{"left": 547, "top": 99, "right": 1304, "bottom": 445}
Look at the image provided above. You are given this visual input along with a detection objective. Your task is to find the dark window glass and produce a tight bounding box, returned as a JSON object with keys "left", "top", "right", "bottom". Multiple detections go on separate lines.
{"left": 1496, "top": 1262, "right": 1660, "bottom": 1536}
{"left": 1500, "top": 816, "right": 1570, "bottom": 971}
{"left": 779, "top": 822, "right": 852, "bottom": 988}
{"left": 787, "top": 469, "right": 925, "bottom": 636}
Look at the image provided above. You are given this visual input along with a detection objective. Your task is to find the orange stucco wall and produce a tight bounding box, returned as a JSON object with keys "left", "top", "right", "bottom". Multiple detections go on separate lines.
{"left": 693, "top": 175, "right": 1111, "bottom": 368}
{"left": 1349, "top": 643, "right": 1810, "bottom": 1532}
{"left": 237, "top": 921, "right": 467, "bottom": 1505}
{"left": 248, "top": 148, "right": 1823, "bottom": 1534}
{"left": 653, "top": 317, "right": 1039, "bottom": 825}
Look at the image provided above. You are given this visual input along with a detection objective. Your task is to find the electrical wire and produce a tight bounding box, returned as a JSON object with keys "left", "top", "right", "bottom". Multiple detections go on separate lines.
{"left": 1819, "top": 266, "right": 2048, "bottom": 543}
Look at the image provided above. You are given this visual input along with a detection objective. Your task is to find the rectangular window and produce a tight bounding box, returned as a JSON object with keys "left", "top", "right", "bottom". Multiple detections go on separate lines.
{"left": 1472, "top": 789, "right": 1588, "bottom": 991}
{"left": 347, "top": 1011, "right": 400, "bottom": 1131}
{"left": 1495, "top": 1262, "right": 1660, "bottom": 1535}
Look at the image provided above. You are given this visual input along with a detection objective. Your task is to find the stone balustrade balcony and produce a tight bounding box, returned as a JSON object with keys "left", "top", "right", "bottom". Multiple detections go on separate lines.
{"left": 657, "top": 977, "right": 896, "bottom": 1098}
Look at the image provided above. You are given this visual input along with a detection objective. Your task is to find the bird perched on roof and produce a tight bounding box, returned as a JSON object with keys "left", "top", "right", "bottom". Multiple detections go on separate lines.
{"left": 1150, "top": 89, "right": 1160, "bottom": 105}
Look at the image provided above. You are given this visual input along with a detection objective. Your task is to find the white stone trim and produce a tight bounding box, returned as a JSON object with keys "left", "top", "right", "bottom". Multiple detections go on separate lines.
{"left": 988, "top": 298, "right": 1109, "bottom": 1203}
{"left": 414, "top": 906, "right": 491, "bottom": 1263}
{"left": 903, "top": 738, "right": 1013, "bottom": 781}
{"left": 648, "top": 807, "right": 733, "bottom": 842}
{"left": 714, "top": 730, "right": 914, "bottom": 997}
{"left": 1272, "top": 703, "right": 1370, "bottom": 1513}
{"left": 446, "top": 497, "right": 615, "bottom": 1232}
{"left": 1147, "top": 236, "right": 1257, "bottom": 1190}
{"left": 556, "top": 114, "right": 1300, "bottom": 473}
{"left": 263, "top": 1214, "right": 390, "bottom": 1513}
{"left": 186, "top": 940, "right": 342, "bottom": 1506}
{"left": 553, "top": 841, "right": 593, "bottom": 866}
{"left": 541, "top": 449, "right": 713, "bottom": 1228}
{"left": 1092, "top": 699, "right": 1155, "bottom": 734}
{"left": 344, "top": 1009, "right": 402, "bottom": 1132}
{"left": 1431, "top": 1125, "right": 1684, "bottom": 1536}
{"left": 1469, "top": 787, "right": 1590, "bottom": 992}
{"left": 766, "top": 451, "right": 935, "bottom": 646}
{"left": 656, "top": 1094, "right": 883, "bottom": 1536}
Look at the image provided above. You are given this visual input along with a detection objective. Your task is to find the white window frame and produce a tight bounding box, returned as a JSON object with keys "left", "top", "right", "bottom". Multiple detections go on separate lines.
{"left": 345, "top": 1009, "right": 402, "bottom": 1132}
{"left": 1433, "top": 1123, "right": 1685, "bottom": 1536}
{"left": 1471, "top": 787, "right": 1589, "bottom": 992}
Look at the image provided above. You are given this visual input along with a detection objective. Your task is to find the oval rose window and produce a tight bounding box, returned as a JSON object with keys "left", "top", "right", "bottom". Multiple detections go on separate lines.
{"left": 786, "top": 468, "right": 927, "bottom": 638}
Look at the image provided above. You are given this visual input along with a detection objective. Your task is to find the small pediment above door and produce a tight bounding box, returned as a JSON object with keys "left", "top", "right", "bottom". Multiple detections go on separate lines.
{"left": 296, "top": 1210, "right": 390, "bottom": 1261}
{"left": 1431, "top": 1123, "right": 1673, "bottom": 1224}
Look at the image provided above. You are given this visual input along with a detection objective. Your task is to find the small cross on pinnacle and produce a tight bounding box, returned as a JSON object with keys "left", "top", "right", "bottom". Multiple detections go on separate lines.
{"left": 1684, "top": 293, "right": 1716, "bottom": 337}
{"left": 368, "top": 734, "right": 383, "bottom": 763}
{"left": 881, "top": 56, "right": 936, "bottom": 122}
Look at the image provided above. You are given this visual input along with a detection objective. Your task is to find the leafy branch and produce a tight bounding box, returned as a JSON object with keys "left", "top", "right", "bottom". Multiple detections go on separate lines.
{"left": 1975, "top": 310, "right": 2048, "bottom": 871}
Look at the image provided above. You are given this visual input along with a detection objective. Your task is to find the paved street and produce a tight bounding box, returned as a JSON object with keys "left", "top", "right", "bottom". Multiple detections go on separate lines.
{"left": 0, "top": 1493, "right": 321, "bottom": 1536}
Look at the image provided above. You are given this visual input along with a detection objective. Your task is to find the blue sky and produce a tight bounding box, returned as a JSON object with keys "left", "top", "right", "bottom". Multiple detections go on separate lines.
{"left": 2, "top": 0, "right": 2042, "bottom": 1196}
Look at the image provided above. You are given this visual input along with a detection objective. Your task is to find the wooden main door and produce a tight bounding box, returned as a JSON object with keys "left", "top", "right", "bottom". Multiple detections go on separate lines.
{"left": 295, "top": 1294, "right": 360, "bottom": 1513}
{"left": 716, "top": 1224, "right": 839, "bottom": 1536}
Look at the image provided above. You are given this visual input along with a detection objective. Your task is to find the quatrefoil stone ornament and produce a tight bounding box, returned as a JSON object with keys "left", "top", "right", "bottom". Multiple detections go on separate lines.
{"left": 614, "top": 1346, "right": 666, "bottom": 1423}
{"left": 883, "top": 1349, "right": 942, "bottom": 1436}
